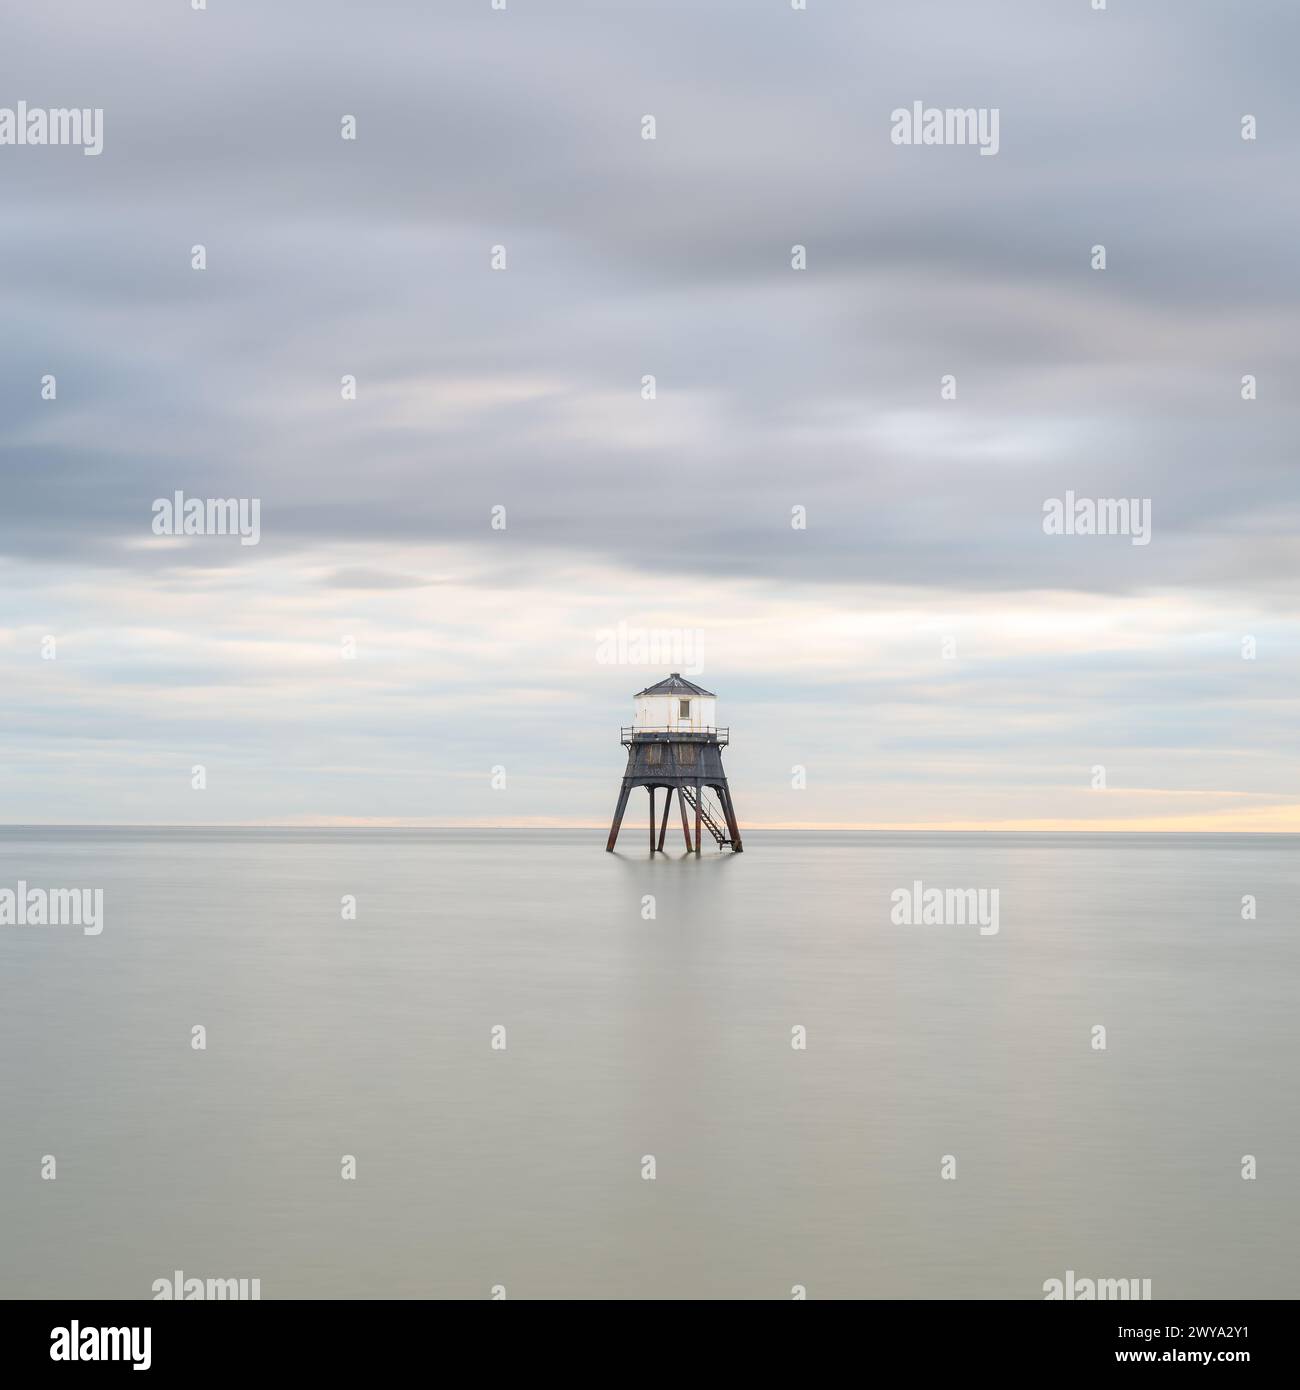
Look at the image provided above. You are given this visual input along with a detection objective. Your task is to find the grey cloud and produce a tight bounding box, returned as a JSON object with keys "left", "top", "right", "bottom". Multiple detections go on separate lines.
{"left": 3, "top": 2, "right": 1299, "bottom": 638}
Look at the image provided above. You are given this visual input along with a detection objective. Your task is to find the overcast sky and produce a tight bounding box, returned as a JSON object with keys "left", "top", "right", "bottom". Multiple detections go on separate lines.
{"left": 3, "top": 0, "right": 1298, "bottom": 829}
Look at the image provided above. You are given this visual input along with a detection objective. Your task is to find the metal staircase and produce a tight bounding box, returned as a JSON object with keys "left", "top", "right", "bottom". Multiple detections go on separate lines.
{"left": 679, "top": 785, "right": 731, "bottom": 848}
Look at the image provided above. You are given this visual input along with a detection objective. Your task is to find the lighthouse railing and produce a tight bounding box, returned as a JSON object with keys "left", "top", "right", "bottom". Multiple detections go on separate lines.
{"left": 622, "top": 726, "right": 728, "bottom": 746}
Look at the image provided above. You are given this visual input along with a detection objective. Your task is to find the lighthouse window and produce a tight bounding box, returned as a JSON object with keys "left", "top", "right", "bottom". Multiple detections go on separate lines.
{"left": 677, "top": 744, "right": 697, "bottom": 767}
{"left": 679, "top": 699, "right": 691, "bottom": 719}
{"left": 645, "top": 743, "right": 663, "bottom": 765}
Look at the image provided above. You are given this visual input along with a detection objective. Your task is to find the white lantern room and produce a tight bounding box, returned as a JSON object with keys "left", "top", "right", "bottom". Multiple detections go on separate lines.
{"left": 632, "top": 674, "right": 717, "bottom": 733}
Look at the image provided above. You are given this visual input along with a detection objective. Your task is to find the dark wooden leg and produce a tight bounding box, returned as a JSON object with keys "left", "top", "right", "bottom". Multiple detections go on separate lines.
{"left": 605, "top": 783, "right": 631, "bottom": 851}
{"left": 648, "top": 787, "right": 656, "bottom": 854}
{"left": 719, "top": 783, "right": 743, "bottom": 852}
{"left": 694, "top": 780, "right": 702, "bottom": 855}
{"left": 657, "top": 787, "right": 672, "bottom": 851}
{"left": 678, "top": 785, "right": 692, "bottom": 851}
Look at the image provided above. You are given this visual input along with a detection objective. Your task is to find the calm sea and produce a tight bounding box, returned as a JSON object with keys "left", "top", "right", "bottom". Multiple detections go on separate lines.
{"left": 1, "top": 828, "right": 1296, "bottom": 1299}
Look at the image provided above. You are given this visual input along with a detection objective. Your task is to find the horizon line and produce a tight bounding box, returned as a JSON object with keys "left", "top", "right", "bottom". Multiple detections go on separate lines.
{"left": 1, "top": 821, "right": 1298, "bottom": 835}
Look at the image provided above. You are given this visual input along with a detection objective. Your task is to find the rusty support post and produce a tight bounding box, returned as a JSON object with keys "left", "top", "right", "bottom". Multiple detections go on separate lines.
{"left": 648, "top": 787, "right": 656, "bottom": 853}
{"left": 605, "top": 783, "right": 631, "bottom": 852}
{"left": 678, "top": 785, "right": 692, "bottom": 851}
{"left": 694, "top": 780, "right": 702, "bottom": 855}
{"left": 719, "top": 784, "right": 743, "bottom": 852}
{"left": 657, "top": 787, "right": 672, "bottom": 851}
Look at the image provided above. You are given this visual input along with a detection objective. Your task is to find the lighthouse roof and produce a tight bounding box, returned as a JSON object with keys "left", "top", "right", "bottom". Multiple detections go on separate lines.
{"left": 635, "top": 673, "right": 716, "bottom": 698}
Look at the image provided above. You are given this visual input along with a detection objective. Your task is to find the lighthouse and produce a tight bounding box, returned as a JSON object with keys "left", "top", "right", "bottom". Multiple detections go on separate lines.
{"left": 605, "top": 674, "right": 743, "bottom": 854}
